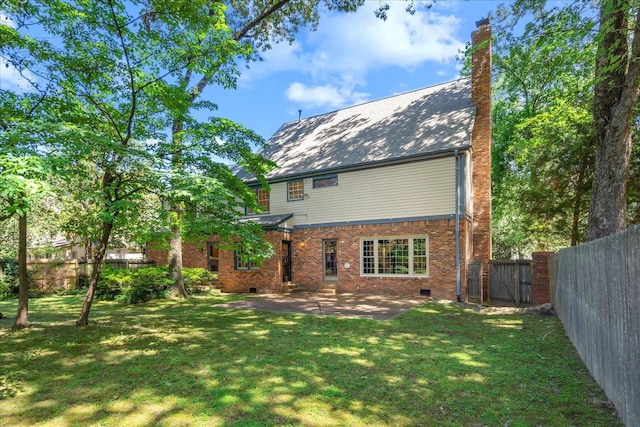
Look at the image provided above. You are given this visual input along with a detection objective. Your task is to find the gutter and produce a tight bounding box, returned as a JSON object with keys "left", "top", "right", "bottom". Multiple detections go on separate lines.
{"left": 455, "top": 149, "right": 461, "bottom": 302}
{"left": 242, "top": 146, "right": 474, "bottom": 185}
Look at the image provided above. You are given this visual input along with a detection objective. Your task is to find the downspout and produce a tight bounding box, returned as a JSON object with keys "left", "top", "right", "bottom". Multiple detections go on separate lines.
{"left": 455, "top": 149, "right": 461, "bottom": 302}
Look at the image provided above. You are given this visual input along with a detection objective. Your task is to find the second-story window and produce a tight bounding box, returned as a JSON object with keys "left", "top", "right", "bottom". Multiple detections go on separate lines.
{"left": 247, "top": 187, "right": 269, "bottom": 214}
{"left": 287, "top": 180, "right": 304, "bottom": 201}
{"left": 313, "top": 175, "right": 338, "bottom": 188}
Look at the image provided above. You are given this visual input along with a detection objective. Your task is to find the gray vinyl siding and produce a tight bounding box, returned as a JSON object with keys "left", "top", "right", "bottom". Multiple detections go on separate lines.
{"left": 267, "top": 157, "right": 456, "bottom": 227}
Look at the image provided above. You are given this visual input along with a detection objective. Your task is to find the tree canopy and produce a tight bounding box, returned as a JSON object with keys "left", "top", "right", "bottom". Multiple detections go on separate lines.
{"left": 490, "top": 0, "right": 640, "bottom": 256}
{"left": 1, "top": 0, "right": 366, "bottom": 324}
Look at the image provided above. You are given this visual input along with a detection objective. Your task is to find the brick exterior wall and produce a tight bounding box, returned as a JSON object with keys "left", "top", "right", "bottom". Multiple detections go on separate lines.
{"left": 531, "top": 251, "right": 554, "bottom": 305}
{"left": 471, "top": 21, "right": 493, "bottom": 298}
{"left": 147, "top": 241, "right": 208, "bottom": 271}
{"left": 218, "top": 230, "right": 292, "bottom": 294}
{"left": 150, "top": 219, "right": 471, "bottom": 300}
{"left": 148, "top": 231, "right": 292, "bottom": 294}
{"left": 292, "top": 219, "right": 470, "bottom": 300}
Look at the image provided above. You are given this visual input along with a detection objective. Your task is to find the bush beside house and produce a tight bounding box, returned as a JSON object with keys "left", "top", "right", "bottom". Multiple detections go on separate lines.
{"left": 1, "top": 262, "right": 217, "bottom": 304}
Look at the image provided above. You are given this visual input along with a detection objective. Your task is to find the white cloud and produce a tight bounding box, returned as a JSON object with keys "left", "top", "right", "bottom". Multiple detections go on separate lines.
{"left": 285, "top": 82, "right": 369, "bottom": 109}
{"left": 238, "top": 40, "right": 305, "bottom": 85}
{"left": 307, "top": 3, "right": 465, "bottom": 73}
{"left": 255, "top": 2, "right": 465, "bottom": 75}
{"left": 0, "top": 57, "right": 37, "bottom": 92}
{"left": 244, "top": 2, "right": 465, "bottom": 109}
{"left": 286, "top": 82, "right": 343, "bottom": 108}
{"left": 1, "top": 12, "right": 16, "bottom": 29}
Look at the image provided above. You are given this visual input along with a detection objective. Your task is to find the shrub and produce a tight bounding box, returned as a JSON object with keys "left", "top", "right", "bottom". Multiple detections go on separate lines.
{"left": 95, "top": 267, "right": 165, "bottom": 304}
{"left": 115, "top": 268, "right": 172, "bottom": 304}
{"left": 95, "top": 268, "right": 135, "bottom": 301}
{"left": 0, "top": 280, "right": 13, "bottom": 300}
{"left": 183, "top": 268, "right": 218, "bottom": 294}
{"left": 96, "top": 266, "right": 214, "bottom": 304}
{"left": 0, "top": 259, "right": 18, "bottom": 299}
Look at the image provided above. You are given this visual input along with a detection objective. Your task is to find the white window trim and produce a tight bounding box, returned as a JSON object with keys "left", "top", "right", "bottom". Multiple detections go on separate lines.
{"left": 287, "top": 180, "right": 304, "bottom": 201}
{"left": 246, "top": 187, "right": 270, "bottom": 215}
{"left": 360, "top": 236, "right": 429, "bottom": 278}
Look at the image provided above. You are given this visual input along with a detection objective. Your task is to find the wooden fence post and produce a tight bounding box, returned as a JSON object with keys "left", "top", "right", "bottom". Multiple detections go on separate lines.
{"left": 514, "top": 261, "right": 520, "bottom": 306}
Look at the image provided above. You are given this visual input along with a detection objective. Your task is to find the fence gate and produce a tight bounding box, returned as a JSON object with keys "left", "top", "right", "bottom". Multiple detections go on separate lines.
{"left": 467, "top": 260, "right": 483, "bottom": 303}
{"left": 488, "top": 260, "right": 532, "bottom": 305}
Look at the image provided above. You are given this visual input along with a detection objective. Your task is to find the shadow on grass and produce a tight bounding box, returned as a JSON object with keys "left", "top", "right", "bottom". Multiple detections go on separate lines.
{"left": 0, "top": 295, "right": 622, "bottom": 426}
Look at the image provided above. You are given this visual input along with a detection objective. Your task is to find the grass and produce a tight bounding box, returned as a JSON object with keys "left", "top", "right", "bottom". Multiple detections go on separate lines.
{"left": 0, "top": 294, "right": 621, "bottom": 427}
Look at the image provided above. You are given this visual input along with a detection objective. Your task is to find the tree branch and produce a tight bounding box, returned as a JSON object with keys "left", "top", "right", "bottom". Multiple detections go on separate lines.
{"left": 233, "top": 0, "right": 292, "bottom": 42}
{"left": 107, "top": 0, "right": 137, "bottom": 146}
{"left": 188, "top": 0, "right": 293, "bottom": 103}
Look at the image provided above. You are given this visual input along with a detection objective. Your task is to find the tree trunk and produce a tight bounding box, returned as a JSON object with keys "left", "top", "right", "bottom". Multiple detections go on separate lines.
{"left": 86, "top": 239, "right": 93, "bottom": 261}
{"left": 168, "top": 115, "right": 188, "bottom": 298}
{"left": 76, "top": 220, "right": 113, "bottom": 326}
{"left": 168, "top": 204, "right": 188, "bottom": 298}
{"left": 587, "top": 2, "right": 640, "bottom": 241}
{"left": 12, "top": 213, "right": 29, "bottom": 330}
{"left": 587, "top": 126, "right": 633, "bottom": 240}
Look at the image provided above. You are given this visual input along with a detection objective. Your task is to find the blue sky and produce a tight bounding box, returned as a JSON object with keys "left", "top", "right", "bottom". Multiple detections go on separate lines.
{"left": 1, "top": 1, "right": 501, "bottom": 141}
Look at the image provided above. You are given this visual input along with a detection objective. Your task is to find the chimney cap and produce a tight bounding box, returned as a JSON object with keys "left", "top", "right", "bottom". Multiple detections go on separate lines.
{"left": 476, "top": 17, "right": 490, "bottom": 28}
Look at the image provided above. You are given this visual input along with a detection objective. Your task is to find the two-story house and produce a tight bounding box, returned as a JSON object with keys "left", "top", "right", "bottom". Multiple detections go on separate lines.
{"left": 149, "top": 20, "right": 492, "bottom": 301}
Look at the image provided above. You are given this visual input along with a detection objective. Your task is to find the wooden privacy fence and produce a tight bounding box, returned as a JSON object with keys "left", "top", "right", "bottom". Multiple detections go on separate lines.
{"left": 550, "top": 225, "right": 639, "bottom": 427}
{"left": 78, "top": 259, "right": 155, "bottom": 276}
{"left": 466, "top": 260, "right": 483, "bottom": 303}
{"left": 7, "top": 259, "right": 157, "bottom": 292}
{"left": 78, "top": 260, "right": 155, "bottom": 285}
{"left": 27, "top": 259, "right": 79, "bottom": 293}
{"left": 488, "top": 259, "right": 532, "bottom": 305}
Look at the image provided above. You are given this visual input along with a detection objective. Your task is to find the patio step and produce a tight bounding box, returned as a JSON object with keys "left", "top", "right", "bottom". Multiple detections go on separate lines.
{"left": 317, "top": 284, "right": 337, "bottom": 295}
{"left": 282, "top": 282, "right": 304, "bottom": 294}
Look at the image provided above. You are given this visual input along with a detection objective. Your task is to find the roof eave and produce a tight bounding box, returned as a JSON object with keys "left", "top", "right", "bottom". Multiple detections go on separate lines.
{"left": 244, "top": 145, "right": 473, "bottom": 185}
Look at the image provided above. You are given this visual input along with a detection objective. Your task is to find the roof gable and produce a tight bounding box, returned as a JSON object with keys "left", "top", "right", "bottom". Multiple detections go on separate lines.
{"left": 248, "top": 78, "right": 475, "bottom": 181}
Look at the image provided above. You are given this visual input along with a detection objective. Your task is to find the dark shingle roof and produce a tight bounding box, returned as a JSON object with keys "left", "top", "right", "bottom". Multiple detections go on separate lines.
{"left": 244, "top": 78, "right": 475, "bottom": 181}
{"left": 239, "top": 213, "right": 293, "bottom": 229}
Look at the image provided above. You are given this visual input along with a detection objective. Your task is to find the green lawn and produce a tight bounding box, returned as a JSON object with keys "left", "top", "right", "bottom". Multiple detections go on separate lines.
{"left": 0, "top": 294, "right": 621, "bottom": 427}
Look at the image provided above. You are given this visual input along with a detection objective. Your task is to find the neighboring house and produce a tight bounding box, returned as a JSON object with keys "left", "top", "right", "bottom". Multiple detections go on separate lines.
{"left": 148, "top": 20, "right": 492, "bottom": 300}
{"left": 29, "top": 236, "right": 144, "bottom": 261}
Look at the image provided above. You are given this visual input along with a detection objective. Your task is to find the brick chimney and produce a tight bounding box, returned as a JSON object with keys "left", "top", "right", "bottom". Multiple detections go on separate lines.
{"left": 471, "top": 19, "right": 492, "bottom": 278}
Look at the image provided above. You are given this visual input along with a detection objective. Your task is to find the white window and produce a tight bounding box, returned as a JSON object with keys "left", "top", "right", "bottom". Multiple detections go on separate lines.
{"left": 287, "top": 180, "right": 304, "bottom": 201}
{"left": 247, "top": 188, "right": 269, "bottom": 214}
{"left": 360, "top": 236, "right": 428, "bottom": 277}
